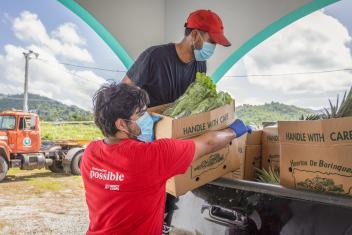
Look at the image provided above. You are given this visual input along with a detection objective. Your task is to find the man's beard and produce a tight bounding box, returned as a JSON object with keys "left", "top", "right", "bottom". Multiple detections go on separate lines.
{"left": 126, "top": 124, "right": 139, "bottom": 140}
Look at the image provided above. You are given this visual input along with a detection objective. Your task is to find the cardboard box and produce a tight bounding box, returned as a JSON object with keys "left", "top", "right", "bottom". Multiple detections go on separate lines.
{"left": 223, "top": 131, "right": 262, "bottom": 180}
{"left": 149, "top": 101, "right": 235, "bottom": 139}
{"left": 262, "top": 126, "right": 280, "bottom": 171}
{"left": 166, "top": 141, "right": 240, "bottom": 196}
{"left": 278, "top": 117, "right": 352, "bottom": 196}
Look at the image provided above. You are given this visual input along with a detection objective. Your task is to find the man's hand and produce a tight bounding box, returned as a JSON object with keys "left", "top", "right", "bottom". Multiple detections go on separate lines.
{"left": 228, "top": 119, "right": 252, "bottom": 138}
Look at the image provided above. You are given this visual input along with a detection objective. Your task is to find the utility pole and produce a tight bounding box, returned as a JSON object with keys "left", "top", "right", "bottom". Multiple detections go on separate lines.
{"left": 23, "top": 50, "right": 39, "bottom": 112}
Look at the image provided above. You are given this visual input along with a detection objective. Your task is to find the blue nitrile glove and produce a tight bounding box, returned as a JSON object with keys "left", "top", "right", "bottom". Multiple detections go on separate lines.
{"left": 229, "top": 119, "right": 252, "bottom": 137}
{"left": 151, "top": 115, "right": 161, "bottom": 140}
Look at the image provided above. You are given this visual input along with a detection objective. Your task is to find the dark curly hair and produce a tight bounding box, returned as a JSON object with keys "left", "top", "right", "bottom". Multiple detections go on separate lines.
{"left": 93, "top": 82, "right": 149, "bottom": 137}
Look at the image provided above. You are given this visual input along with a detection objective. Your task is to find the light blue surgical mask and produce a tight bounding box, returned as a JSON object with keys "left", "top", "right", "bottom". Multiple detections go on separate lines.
{"left": 124, "top": 112, "right": 155, "bottom": 142}
{"left": 135, "top": 112, "right": 154, "bottom": 142}
{"left": 193, "top": 41, "right": 216, "bottom": 61}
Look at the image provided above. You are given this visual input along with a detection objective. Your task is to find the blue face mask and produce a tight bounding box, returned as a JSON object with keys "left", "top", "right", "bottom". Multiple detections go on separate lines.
{"left": 135, "top": 112, "right": 154, "bottom": 142}
{"left": 194, "top": 41, "right": 216, "bottom": 61}
{"left": 123, "top": 112, "right": 160, "bottom": 142}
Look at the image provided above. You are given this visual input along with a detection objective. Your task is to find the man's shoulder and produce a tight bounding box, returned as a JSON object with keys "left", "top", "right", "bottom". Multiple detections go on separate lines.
{"left": 142, "top": 43, "right": 175, "bottom": 59}
{"left": 84, "top": 140, "right": 102, "bottom": 153}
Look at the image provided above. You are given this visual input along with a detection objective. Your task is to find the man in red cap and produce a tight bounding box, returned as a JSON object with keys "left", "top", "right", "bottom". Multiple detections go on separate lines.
{"left": 122, "top": 9, "right": 231, "bottom": 107}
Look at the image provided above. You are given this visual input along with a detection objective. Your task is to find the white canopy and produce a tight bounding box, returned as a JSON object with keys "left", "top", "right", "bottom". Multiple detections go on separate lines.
{"left": 59, "top": 0, "right": 339, "bottom": 82}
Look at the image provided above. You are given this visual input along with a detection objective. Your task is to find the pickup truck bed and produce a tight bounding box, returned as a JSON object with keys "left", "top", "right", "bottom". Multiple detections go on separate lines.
{"left": 164, "top": 179, "right": 352, "bottom": 235}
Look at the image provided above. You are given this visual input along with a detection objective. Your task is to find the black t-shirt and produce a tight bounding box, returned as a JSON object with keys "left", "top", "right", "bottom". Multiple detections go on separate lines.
{"left": 127, "top": 43, "right": 206, "bottom": 107}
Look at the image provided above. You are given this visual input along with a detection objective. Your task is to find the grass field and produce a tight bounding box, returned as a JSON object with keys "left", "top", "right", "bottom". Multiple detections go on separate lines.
{"left": 41, "top": 122, "right": 102, "bottom": 141}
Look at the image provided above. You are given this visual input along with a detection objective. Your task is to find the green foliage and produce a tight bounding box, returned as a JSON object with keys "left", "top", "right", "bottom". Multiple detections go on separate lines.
{"left": 255, "top": 166, "right": 280, "bottom": 184}
{"left": 299, "top": 113, "right": 323, "bottom": 120}
{"left": 163, "top": 72, "right": 232, "bottom": 118}
{"left": 236, "top": 102, "right": 314, "bottom": 127}
{"left": 41, "top": 122, "right": 102, "bottom": 141}
{"left": 323, "top": 86, "right": 352, "bottom": 119}
{"left": 299, "top": 85, "right": 352, "bottom": 120}
{"left": 0, "top": 93, "right": 93, "bottom": 121}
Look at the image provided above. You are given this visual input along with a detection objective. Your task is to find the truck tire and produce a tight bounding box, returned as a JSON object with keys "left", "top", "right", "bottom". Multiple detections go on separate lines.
{"left": 47, "top": 146, "right": 64, "bottom": 173}
{"left": 71, "top": 151, "right": 83, "bottom": 175}
{"left": 0, "top": 156, "right": 8, "bottom": 182}
{"left": 48, "top": 160, "right": 64, "bottom": 173}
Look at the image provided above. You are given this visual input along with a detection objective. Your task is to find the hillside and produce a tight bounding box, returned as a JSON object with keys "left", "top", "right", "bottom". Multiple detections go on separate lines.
{"left": 0, "top": 94, "right": 315, "bottom": 124}
{"left": 236, "top": 102, "right": 315, "bottom": 127}
{"left": 0, "top": 93, "right": 93, "bottom": 121}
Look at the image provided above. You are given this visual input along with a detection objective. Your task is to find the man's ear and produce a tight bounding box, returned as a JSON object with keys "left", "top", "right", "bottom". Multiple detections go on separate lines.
{"left": 191, "top": 29, "right": 199, "bottom": 41}
{"left": 115, "top": 118, "right": 128, "bottom": 133}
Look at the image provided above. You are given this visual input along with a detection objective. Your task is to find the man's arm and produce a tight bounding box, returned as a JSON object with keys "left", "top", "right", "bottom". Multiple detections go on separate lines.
{"left": 192, "top": 119, "right": 251, "bottom": 159}
{"left": 122, "top": 48, "right": 152, "bottom": 87}
{"left": 121, "top": 75, "right": 135, "bottom": 85}
{"left": 152, "top": 119, "right": 251, "bottom": 179}
{"left": 192, "top": 128, "right": 235, "bottom": 159}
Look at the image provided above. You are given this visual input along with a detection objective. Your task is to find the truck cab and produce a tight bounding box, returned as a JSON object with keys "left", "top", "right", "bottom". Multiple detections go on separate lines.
{"left": 0, "top": 110, "right": 41, "bottom": 155}
{"left": 0, "top": 110, "right": 86, "bottom": 182}
{"left": 0, "top": 110, "right": 51, "bottom": 181}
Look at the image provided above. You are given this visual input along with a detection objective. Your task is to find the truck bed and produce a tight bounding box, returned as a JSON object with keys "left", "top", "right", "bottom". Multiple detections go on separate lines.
{"left": 211, "top": 178, "right": 352, "bottom": 209}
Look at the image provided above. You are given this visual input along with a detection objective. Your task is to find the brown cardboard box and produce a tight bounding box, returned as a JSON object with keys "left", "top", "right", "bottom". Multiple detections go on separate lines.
{"left": 149, "top": 101, "right": 235, "bottom": 139}
{"left": 262, "top": 126, "right": 280, "bottom": 171}
{"left": 278, "top": 117, "right": 352, "bottom": 196}
{"left": 223, "top": 131, "right": 262, "bottom": 180}
{"left": 166, "top": 141, "right": 240, "bottom": 196}
{"left": 148, "top": 101, "right": 238, "bottom": 196}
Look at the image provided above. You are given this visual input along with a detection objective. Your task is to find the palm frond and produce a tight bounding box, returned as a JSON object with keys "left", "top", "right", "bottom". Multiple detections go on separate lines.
{"left": 323, "top": 86, "right": 352, "bottom": 119}
{"left": 255, "top": 166, "right": 280, "bottom": 184}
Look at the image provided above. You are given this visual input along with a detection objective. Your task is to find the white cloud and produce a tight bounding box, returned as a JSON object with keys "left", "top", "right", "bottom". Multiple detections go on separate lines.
{"left": 12, "top": 11, "right": 93, "bottom": 63}
{"left": 52, "top": 23, "right": 86, "bottom": 45}
{"left": 242, "top": 11, "right": 352, "bottom": 94}
{"left": 0, "top": 11, "right": 106, "bottom": 110}
{"left": 219, "top": 10, "right": 352, "bottom": 108}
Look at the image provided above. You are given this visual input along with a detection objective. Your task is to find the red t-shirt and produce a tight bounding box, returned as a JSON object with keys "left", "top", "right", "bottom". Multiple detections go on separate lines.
{"left": 80, "top": 138, "right": 195, "bottom": 235}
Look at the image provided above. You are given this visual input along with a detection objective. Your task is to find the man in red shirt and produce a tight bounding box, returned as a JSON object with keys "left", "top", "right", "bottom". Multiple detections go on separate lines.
{"left": 81, "top": 83, "right": 251, "bottom": 235}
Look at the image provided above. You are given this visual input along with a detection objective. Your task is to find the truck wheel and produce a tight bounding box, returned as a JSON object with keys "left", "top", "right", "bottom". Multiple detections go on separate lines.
{"left": 48, "top": 160, "right": 64, "bottom": 173}
{"left": 71, "top": 151, "right": 83, "bottom": 175}
{"left": 0, "top": 156, "right": 8, "bottom": 182}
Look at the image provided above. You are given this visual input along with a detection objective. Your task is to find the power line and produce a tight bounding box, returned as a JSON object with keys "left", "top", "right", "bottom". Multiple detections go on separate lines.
{"left": 35, "top": 56, "right": 352, "bottom": 78}
{"left": 59, "top": 61, "right": 127, "bottom": 73}
{"left": 224, "top": 68, "right": 352, "bottom": 77}
{"left": 34, "top": 59, "right": 105, "bottom": 86}
{"left": 37, "top": 58, "right": 127, "bottom": 73}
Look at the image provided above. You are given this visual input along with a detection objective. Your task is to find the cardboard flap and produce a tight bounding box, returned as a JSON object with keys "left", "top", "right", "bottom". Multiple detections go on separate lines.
{"left": 246, "top": 130, "right": 263, "bottom": 145}
{"left": 262, "top": 126, "right": 279, "bottom": 145}
{"left": 150, "top": 100, "right": 235, "bottom": 139}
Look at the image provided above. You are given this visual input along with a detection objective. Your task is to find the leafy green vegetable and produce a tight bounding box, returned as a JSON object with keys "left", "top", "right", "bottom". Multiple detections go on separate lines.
{"left": 163, "top": 72, "right": 232, "bottom": 118}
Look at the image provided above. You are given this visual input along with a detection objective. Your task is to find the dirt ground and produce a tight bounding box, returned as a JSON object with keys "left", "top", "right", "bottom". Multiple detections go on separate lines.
{"left": 0, "top": 168, "right": 88, "bottom": 235}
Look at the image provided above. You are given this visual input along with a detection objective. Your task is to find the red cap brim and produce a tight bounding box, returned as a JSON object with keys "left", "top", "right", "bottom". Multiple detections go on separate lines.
{"left": 209, "top": 32, "right": 231, "bottom": 47}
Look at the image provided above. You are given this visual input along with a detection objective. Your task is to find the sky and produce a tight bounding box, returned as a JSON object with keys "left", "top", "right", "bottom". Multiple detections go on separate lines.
{"left": 0, "top": 0, "right": 351, "bottom": 110}
{"left": 218, "top": 0, "right": 352, "bottom": 109}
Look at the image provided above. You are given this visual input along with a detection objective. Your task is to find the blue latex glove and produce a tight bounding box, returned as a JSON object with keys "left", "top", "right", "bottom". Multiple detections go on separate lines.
{"left": 151, "top": 115, "right": 161, "bottom": 123}
{"left": 151, "top": 115, "right": 161, "bottom": 140}
{"left": 229, "top": 119, "right": 252, "bottom": 138}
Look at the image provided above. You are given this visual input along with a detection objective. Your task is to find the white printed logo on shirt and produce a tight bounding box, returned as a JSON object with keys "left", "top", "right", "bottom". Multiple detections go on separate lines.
{"left": 90, "top": 167, "right": 125, "bottom": 191}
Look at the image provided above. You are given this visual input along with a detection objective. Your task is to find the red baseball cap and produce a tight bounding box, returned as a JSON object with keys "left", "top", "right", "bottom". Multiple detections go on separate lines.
{"left": 185, "top": 9, "right": 231, "bottom": 47}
